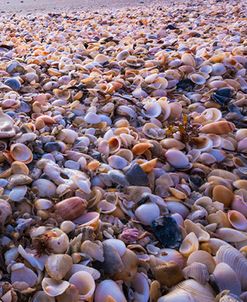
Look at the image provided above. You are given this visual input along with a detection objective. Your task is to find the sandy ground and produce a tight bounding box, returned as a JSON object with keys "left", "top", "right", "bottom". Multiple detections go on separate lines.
{"left": 0, "top": 0, "right": 157, "bottom": 13}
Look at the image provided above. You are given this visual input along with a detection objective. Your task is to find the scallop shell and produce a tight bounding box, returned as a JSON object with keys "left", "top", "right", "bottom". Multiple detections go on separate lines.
{"left": 10, "top": 143, "right": 33, "bottom": 164}
{"left": 183, "top": 262, "right": 209, "bottom": 285}
{"left": 210, "top": 263, "right": 241, "bottom": 296}
{"left": 157, "top": 280, "right": 215, "bottom": 302}
{"left": 187, "top": 251, "right": 216, "bottom": 273}
{"left": 54, "top": 197, "right": 87, "bottom": 221}
{"left": 216, "top": 245, "right": 247, "bottom": 290}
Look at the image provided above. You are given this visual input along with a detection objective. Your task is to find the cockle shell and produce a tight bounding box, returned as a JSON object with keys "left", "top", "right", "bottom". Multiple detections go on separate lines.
{"left": 183, "top": 262, "right": 209, "bottom": 285}
{"left": 54, "top": 197, "right": 87, "bottom": 221}
{"left": 156, "top": 249, "right": 185, "bottom": 269}
{"left": 80, "top": 240, "right": 104, "bottom": 262}
{"left": 69, "top": 271, "right": 95, "bottom": 302}
{"left": 94, "top": 280, "right": 127, "bottom": 302}
{"left": 187, "top": 251, "right": 216, "bottom": 273}
{"left": 184, "top": 220, "right": 210, "bottom": 242}
{"left": 143, "top": 123, "right": 165, "bottom": 140}
{"left": 45, "top": 254, "right": 73, "bottom": 281}
{"left": 42, "top": 278, "right": 70, "bottom": 297}
{"left": 200, "top": 121, "right": 235, "bottom": 135}
{"left": 212, "top": 185, "right": 234, "bottom": 207}
{"left": 216, "top": 245, "right": 247, "bottom": 290}
{"left": 227, "top": 210, "right": 247, "bottom": 231}
{"left": 210, "top": 263, "right": 241, "bottom": 296}
{"left": 157, "top": 280, "right": 215, "bottom": 302}
{"left": 10, "top": 143, "right": 33, "bottom": 164}
{"left": 142, "top": 101, "right": 162, "bottom": 118}
{"left": 231, "top": 195, "right": 247, "bottom": 218}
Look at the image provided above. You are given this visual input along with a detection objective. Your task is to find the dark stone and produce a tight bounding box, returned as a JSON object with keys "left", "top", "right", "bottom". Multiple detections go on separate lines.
{"left": 4, "top": 78, "right": 21, "bottom": 91}
{"left": 44, "top": 142, "right": 62, "bottom": 153}
{"left": 212, "top": 88, "right": 233, "bottom": 105}
{"left": 125, "top": 164, "right": 149, "bottom": 186}
{"left": 152, "top": 216, "right": 182, "bottom": 249}
{"left": 166, "top": 24, "right": 177, "bottom": 30}
{"left": 176, "top": 79, "right": 195, "bottom": 91}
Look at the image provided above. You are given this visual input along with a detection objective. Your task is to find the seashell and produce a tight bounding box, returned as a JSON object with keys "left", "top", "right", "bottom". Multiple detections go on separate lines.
{"left": 69, "top": 271, "right": 95, "bottom": 302}
{"left": 97, "top": 199, "right": 116, "bottom": 214}
{"left": 227, "top": 210, "right": 247, "bottom": 231}
{"left": 231, "top": 195, "right": 247, "bottom": 218}
{"left": 150, "top": 280, "right": 161, "bottom": 302}
{"left": 235, "top": 129, "right": 247, "bottom": 141}
{"left": 45, "top": 254, "right": 73, "bottom": 281}
{"left": 179, "top": 232, "right": 199, "bottom": 257}
{"left": 215, "top": 228, "right": 247, "bottom": 242}
{"left": 108, "top": 155, "right": 128, "bottom": 169}
{"left": 8, "top": 174, "right": 32, "bottom": 188}
{"left": 0, "top": 110, "right": 16, "bottom": 138}
{"left": 187, "top": 251, "right": 216, "bottom": 273}
{"left": 67, "top": 264, "right": 101, "bottom": 280}
{"left": 94, "top": 54, "right": 109, "bottom": 64}
{"left": 207, "top": 211, "right": 231, "bottom": 228}
{"left": 181, "top": 53, "right": 196, "bottom": 67}
{"left": 57, "top": 129, "right": 78, "bottom": 144}
{"left": 210, "top": 263, "right": 241, "bottom": 295}
{"left": 108, "top": 136, "right": 122, "bottom": 153}
{"left": 166, "top": 201, "right": 189, "bottom": 218}
{"left": 135, "top": 202, "right": 160, "bottom": 225}
{"left": 73, "top": 212, "right": 100, "bottom": 230}
{"left": 189, "top": 73, "right": 206, "bottom": 85}
{"left": 184, "top": 220, "right": 210, "bottom": 242}
{"left": 233, "top": 180, "right": 247, "bottom": 190}
{"left": 165, "top": 149, "right": 190, "bottom": 169}
{"left": 60, "top": 221, "right": 75, "bottom": 234}
{"left": 11, "top": 161, "right": 29, "bottom": 175}
{"left": 142, "top": 101, "right": 162, "bottom": 118}
{"left": 80, "top": 240, "right": 104, "bottom": 262}
{"left": 32, "top": 179, "right": 56, "bottom": 198}
{"left": 140, "top": 158, "right": 157, "bottom": 173}
{"left": 10, "top": 143, "right": 33, "bottom": 164}
{"left": 9, "top": 185, "right": 27, "bottom": 202}
{"left": 200, "top": 238, "right": 230, "bottom": 255}
{"left": 153, "top": 261, "right": 184, "bottom": 287}
{"left": 126, "top": 164, "right": 148, "bottom": 186}
{"left": 169, "top": 187, "right": 187, "bottom": 200}
{"left": 131, "top": 272, "right": 150, "bottom": 302}
{"left": 116, "top": 50, "right": 129, "bottom": 61}
{"left": 115, "top": 149, "right": 133, "bottom": 162}
{"left": 183, "top": 262, "right": 209, "bottom": 285}
{"left": 0, "top": 199, "right": 12, "bottom": 225}
{"left": 157, "top": 249, "right": 185, "bottom": 269}
{"left": 32, "top": 291, "right": 56, "bottom": 302}
{"left": 143, "top": 123, "right": 165, "bottom": 140}
{"left": 44, "top": 228, "right": 70, "bottom": 254}
{"left": 161, "top": 138, "right": 185, "bottom": 150}
{"left": 238, "top": 138, "right": 247, "bottom": 153}
{"left": 132, "top": 142, "right": 153, "bottom": 155}
{"left": 200, "top": 121, "right": 235, "bottom": 135}
{"left": 56, "top": 285, "right": 79, "bottom": 302}
{"left": 113, "top": 248, "right": 138, "bottom": 282}
{"left": 216, "top": 245, "right": 247, "bottom": 290}
{"left": 42, "top": 278, "right": 70, "bottom": 297}
{"left": 95, "top": 280, "right": 127, "bottom": 302}
{"left": 157, "top": 279, "right": 215, "bottom": 302}
{"left": 212, "top": 185, "right": 234, "bottom": 208}
{"left": 54, "top": 197, "right": 87, "bottom": 221}
{"left": 11, "top": 263, "right": 38, "bottom": 288}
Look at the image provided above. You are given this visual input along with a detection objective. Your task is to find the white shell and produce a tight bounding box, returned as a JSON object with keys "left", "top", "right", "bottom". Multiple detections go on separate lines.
{"left": 94, "top": 280, "right": 127, "bottom": 302}
{"left": 135, "top": 202, "right": 160, "bottom": 225}
{"left": 69, "top": 271, "right": 95, "bottom": 301}
{"left": 42, "top": 278, "right": 70, "bottom": 297}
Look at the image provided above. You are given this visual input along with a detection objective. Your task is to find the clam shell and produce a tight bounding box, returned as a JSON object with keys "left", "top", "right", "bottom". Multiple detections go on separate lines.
{"left": 216, "top": 245, "right": 247, "bottom": 290}
{"left": 211, "top": 263, "right": 241, "bottom": 295}
{"left": 11, "top": 263, "right": 38, "bottom": 288}
{"left": 32, "top": 291, "right": 56, "bottom": 302}
{"left": 179, "top": 232, "right": 199, "bottom": 257}
{"left": 183, "top": 262, "right": 209, "bottom": 285}
{"left": 69, "top": 271, "right": 95, "bottom": 301}
{"left": 73, "top": 212, "right": 100, "bottom": 230}
{"left": 42, "top": 278, "right": 70, "bottom": 297}
{"left": 153, "top": 262, "right": 184, "bottom": 287}
{"left": 135, "top": 202, "right": 160, "bottom": 226}
{"left": 216, "top": 228, "right": 247, "bottom": 242}
{"left": 212, "top": 185, "right": 234, "bottom": 207}
{"left": 187, "top": 251, "right": 216, "bottom": 273}
{"left": 165, "top": 149, "right": 190, "bottom": 169}
{"left": 45, "top": 254, "right": 73, "bottom": 281}
{"left": 10, "top": 143, "right": 33, "bottom": 164}
{"left": 94, "top": 280, "right": 127, "bottom": 302}
{"left": 227, "top": 210, "right": 247, "bottom": 231}
{"left": 132, "top": 142, "right": 153, "bottom": 155}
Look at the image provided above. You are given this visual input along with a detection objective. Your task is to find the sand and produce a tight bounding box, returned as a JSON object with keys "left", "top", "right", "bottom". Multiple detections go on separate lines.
{"left": 0, "top": 0, "right": 157, "bottom": 13}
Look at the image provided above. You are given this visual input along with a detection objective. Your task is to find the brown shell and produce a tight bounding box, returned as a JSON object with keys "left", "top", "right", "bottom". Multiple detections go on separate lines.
{"left": 200, "top": 121, "right": 235, "bottom": 135}
{"left": 55, "top": 197, "right": 88, "bottom": 221}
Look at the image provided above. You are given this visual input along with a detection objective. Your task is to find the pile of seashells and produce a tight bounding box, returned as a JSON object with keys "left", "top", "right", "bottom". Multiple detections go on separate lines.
{"left": 0, "top": 0, "right": 247, "bottom": 301}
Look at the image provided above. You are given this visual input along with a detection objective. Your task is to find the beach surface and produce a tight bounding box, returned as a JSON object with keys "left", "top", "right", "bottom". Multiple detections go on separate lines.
{"left": 0, "top": 0, "right": 157, "bottom": 13}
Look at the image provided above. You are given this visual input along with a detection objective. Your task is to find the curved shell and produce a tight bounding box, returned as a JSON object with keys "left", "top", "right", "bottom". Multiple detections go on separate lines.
{"left": 142, "top": 100, "right": 162, "bottom": 118}
{"left": 69, "top": 271, "right": 95, "bottom": 301}
{"left": 94, "top": 280, "right": 127, "bottom": 302}
{"left": 210, "top": 263, "right": 241, "bottom": 296}
{"left": 42, "top": 278, "right": 70, "bottom": 297}
{"left": 131, "top": 272, "right": 150, "bottom": 302}
{"left": 179, "top": 232, "right": 199, "bottom": 257}
{"left": 143, "top": 123, "right": 165, "bottom": 140}
{"left": 135, "top": 202, "right": 160, "bottom": 226}
{"left": 215, "top": 228, "right": 247, "bottom": 242}
{"left": 216, "top": 245, "right": 247, "bottom": 290}
{"left": 73, "top": 211, "right": 100, "bottom": 230}
{"left": 183, "top": 262, "right": 209, "bottom": 285}
{"left": 165, "top": 149, "right": 190, "bottom": 169}
{"left": 184, "top": 220, "right": 210, "bottom": 242}
{"left": 187, "top": 251, "right": 216, "bottom": 273}
{"left": 45, "top": 254, "right": 73, "bottom": 281}
{"left": 0, "top": 110, "right": 16, "bottom": 138}
{"left": 227, "top": 210, "right": 247, "bottom": 231}
{"left": 0, "top": 199, "right": 12, "bottom": 225}
{"left": 10, "top": 143, "right": 33, "bottom": 164}
{"left": 158, "top": 279, "right": 215, "bottom": 302}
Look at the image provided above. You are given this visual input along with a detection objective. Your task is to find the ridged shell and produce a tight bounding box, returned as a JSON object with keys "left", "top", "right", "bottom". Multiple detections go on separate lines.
{"left": 183, "top": 262, "right": 209, "bottom": 285}
{"left": 187, "top": 251, "right": 216, "bottom": 273}
{"left": 216, "top": 245, "right": 247, "bottom": 290}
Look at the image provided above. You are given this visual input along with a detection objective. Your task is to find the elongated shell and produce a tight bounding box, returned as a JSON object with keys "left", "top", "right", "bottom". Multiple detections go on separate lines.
{"left": 215, "top": 227, "right": 247, "bottom": 242}
{"left": 210, "top": 263, "right": 241, "bottom": 296}
{"left": 216, "top": 245, "right": 247, "bottom": 290}
{"left": 54, "top": 197, "right": 87, "bottom": 221}
{"left": 158, "top": 280, "right": 215, "bottom": 302}
{"left": 200, "top": 121, "right": 235, "bottom": 135}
